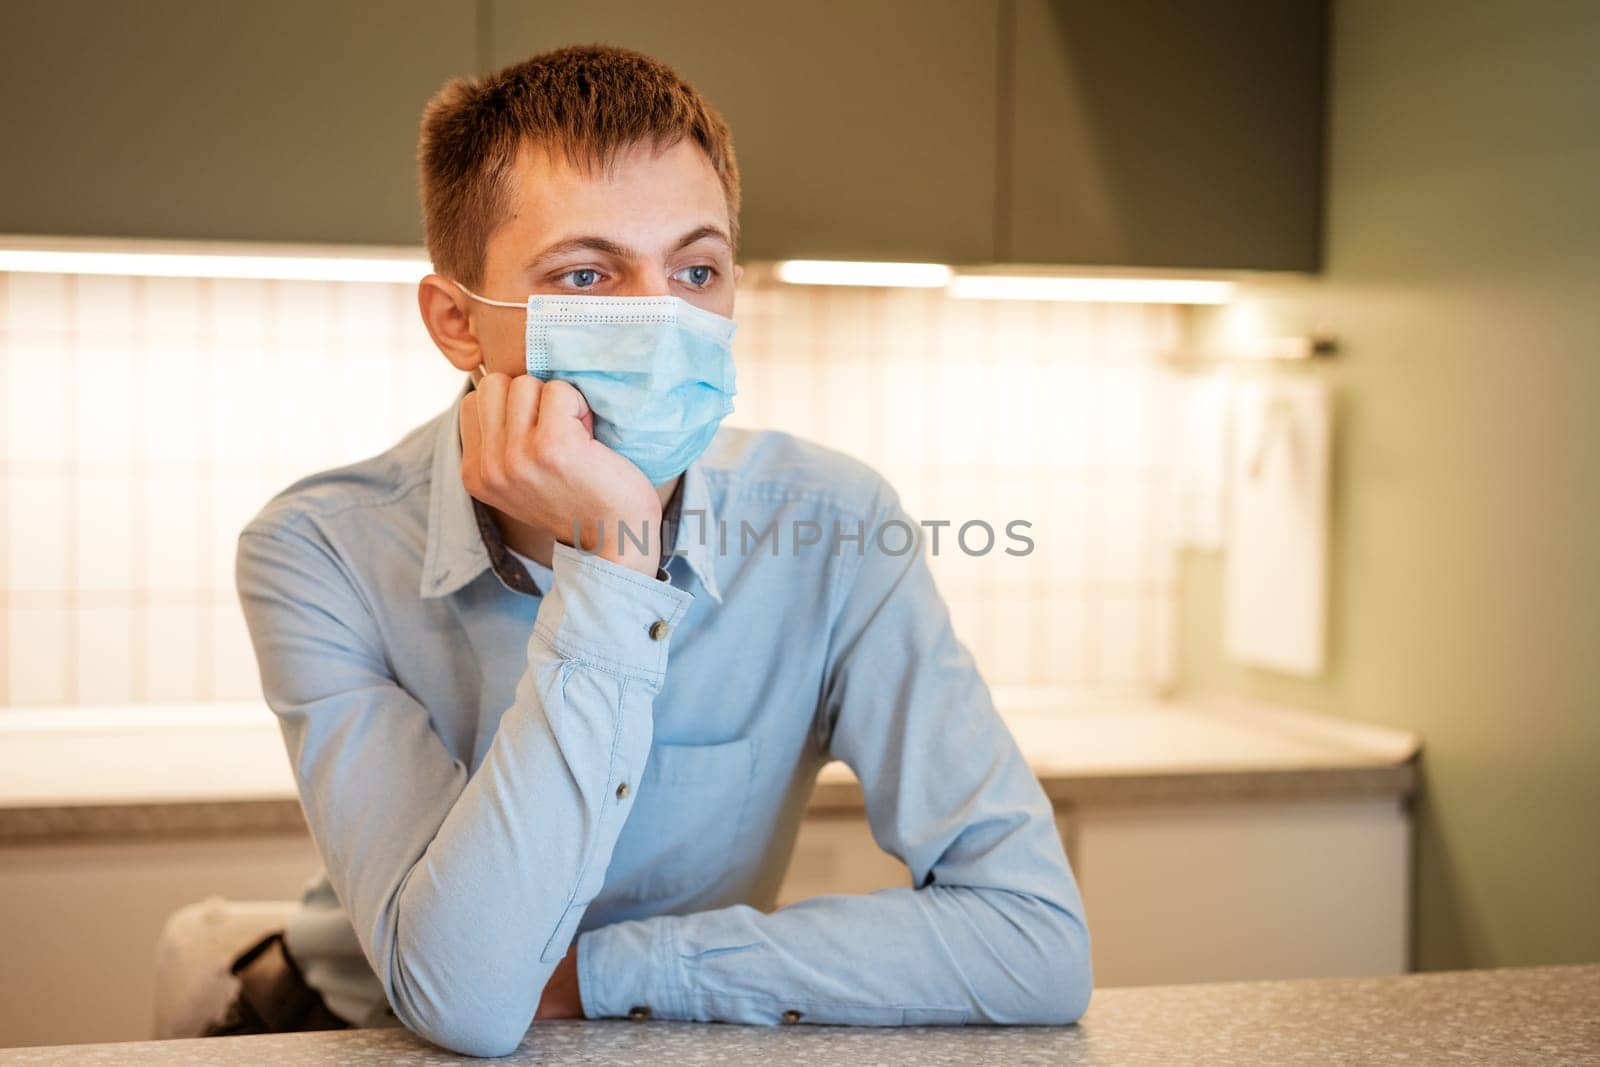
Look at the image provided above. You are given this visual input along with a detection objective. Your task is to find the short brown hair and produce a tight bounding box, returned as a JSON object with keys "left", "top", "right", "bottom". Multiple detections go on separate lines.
{"left": 418, "top": 44, "right": 741, "bottom": 288}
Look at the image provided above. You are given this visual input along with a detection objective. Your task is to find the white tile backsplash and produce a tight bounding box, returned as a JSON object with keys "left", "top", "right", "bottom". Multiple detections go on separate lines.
{"left": 1, "top": 268, "right": 1186, "bottom": 706}
{"left": 142, "top": 602, "right": 202, "bottom": 702}
{"left": 5, "top": 604, "right": 71, "bottom": 704}
{"left": 6, "top": 333, "right": 70, "bottom": 462}
{"left": 75, "top": 604, "right": 136, "bottom": 704}
{"left": 7, "top": 475, "right": 70, "bottom": 591}
{"left": 139, "top": 342, "right": 205, "bottom": 462}
{"left": 143, "top": 469, "right": 205, "bottom": 591}
{"left": 73, "top": 359, "right": 137, "bottom": 462}
{"left": 74, "top": 474, "right": 136, "bottom": 591}
{"left": 4, "top": 273, "right": 69, "bottom": 331}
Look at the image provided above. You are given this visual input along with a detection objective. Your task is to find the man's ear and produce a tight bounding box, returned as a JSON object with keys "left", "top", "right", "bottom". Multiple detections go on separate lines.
{"left": 418, "top": 275, "right": 482, "bottom": 373}
{"left": 733, "top": 262, "right": 745, "bottom": 288}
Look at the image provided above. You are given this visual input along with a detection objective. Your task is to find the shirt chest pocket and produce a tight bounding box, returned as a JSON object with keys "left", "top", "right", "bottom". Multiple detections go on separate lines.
{"left": 606, "top": 735, "right": 758, "bottom": 901}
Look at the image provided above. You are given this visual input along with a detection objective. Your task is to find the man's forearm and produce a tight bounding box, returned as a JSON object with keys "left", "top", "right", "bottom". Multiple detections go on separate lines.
{"left": 575, "top": 881, "right": 1091, "bottom": 1026}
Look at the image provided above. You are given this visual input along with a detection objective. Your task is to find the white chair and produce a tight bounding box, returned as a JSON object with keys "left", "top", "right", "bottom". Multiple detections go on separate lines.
{"left": 150, "top": 897, "right": 298, "bottom": 1039}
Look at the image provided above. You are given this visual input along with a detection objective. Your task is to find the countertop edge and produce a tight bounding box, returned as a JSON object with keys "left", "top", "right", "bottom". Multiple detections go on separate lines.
{"left": 1, "top": 760, "right": 1418, "bottom": 846}
{"left": 0, "top": 798, "right": 310, "bottom": 847}
{"left": 807, "top": 761, "right": 1417, "bottom": 812}
{"left": 0, "top": 963, "right": 1591, "bottom": 1065}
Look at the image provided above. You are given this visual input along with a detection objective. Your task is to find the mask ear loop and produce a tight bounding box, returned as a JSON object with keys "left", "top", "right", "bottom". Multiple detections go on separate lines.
{"left": 450, "top": 280, "right": 526, "bottom": 383}
{"left": 452, "top": 279, "right": 526, "bottom": 308}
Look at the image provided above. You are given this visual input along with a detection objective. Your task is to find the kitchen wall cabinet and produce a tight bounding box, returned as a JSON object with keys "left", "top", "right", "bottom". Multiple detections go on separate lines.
{"left": 0, "top": 2, "right": 1325, "bottom": 270}
{"left": 484, "top": 0, "right": 1000, "bottom": 264}
{"left": 1006, "top": 0, "right": 1328, "bottom": 270}
{"left": 0, "top": 0, "right": 476, "bottom": 246}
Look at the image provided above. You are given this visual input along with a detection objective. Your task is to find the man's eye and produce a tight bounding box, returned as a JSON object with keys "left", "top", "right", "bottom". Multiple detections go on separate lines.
{"left": 674, "top": 265, "right": 716, "bottom": 288}
{"left": 561, "top": 269, "right": 602, "bottom": 288}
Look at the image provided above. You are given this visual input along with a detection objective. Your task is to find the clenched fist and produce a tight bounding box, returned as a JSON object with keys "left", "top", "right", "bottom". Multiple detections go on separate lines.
{"left": 460, "top": 371, "right": 663, "bottom": 576}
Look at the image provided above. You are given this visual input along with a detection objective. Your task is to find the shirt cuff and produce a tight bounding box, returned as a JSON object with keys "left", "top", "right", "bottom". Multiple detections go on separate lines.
{"left": 533, "top": 541, "right": 693, "bottom": 686}
{"left": 576, "top": 916, "right": 684, "bottom": 1020}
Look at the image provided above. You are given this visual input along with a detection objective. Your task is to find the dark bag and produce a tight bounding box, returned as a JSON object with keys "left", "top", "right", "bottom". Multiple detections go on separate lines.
{"left": 200, "top": 930, "right": 352, "bottom": 1036}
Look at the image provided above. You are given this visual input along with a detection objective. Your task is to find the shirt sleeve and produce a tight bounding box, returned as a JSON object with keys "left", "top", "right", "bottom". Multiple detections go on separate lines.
{"left": 575, "top": 480, "right": 1093, "bottom": 1026}
{"left": 236, "top": 520, "right": 691, "bottom": 1057}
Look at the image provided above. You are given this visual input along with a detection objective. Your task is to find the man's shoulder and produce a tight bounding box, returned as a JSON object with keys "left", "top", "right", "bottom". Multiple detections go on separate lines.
{"left": 697, "top": 426, "right": 897, "bottom": 522}
{"left": 241, "top": 408, "right": 444, "bottom": 544}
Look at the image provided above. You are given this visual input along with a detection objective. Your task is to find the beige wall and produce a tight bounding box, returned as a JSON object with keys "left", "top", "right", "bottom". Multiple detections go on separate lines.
{"left": 1178, "top": 0, "right": 1600, "bottom": 969}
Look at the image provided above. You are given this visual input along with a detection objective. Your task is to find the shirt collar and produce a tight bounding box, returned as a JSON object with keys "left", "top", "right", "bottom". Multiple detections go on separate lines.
{"left": 420, "top": 375, "right": 494, "bottom": 599}
{"left": 420, "top": 373, "right": 722, "bottom": 603}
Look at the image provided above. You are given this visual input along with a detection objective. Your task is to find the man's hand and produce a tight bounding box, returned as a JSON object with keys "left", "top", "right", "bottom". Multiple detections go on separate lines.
{"left": 461, "top": 372, "right": 662, "bottom": 576}
{"left": 535, "top": 943, "right": 584, "bottom": 1020}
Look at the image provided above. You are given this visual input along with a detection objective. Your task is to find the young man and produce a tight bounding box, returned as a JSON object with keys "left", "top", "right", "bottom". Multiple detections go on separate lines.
{"left": 230, "top": 44, "right": 1090, "bottom": 1057}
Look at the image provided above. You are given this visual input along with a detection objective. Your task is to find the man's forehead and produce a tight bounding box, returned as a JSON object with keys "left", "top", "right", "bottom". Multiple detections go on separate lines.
{"left": 494, "top": 139, "right": 729, "bottom": 256}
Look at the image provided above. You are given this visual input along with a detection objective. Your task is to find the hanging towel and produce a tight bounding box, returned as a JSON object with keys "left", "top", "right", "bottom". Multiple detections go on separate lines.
{"left": 1223, "top": 378, "right": 1331, "bottom": 676}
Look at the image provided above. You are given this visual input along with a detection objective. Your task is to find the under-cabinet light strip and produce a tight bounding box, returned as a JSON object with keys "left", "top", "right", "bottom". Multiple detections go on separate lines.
{"left": 0, "top": 246, "right": 432, "bottom": 284}
{"left": 775, "top": 260, "right": 1234, "bottom": 303}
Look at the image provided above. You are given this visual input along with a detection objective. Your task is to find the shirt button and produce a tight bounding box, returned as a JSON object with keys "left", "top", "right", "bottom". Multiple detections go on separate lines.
{"left": 648, "top": 619, "right": 670, "bottom": 641}
{"left": 615, "top": 781, "right": 630, "bottom": 800}
{"left": 628, "top": 1004, "right": 651, "bottom": 1021}
{"left": 781, "top": 1009, "right": 803, "bottom": 1024}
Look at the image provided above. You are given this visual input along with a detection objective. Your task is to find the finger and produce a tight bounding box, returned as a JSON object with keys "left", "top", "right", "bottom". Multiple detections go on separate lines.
{"left": 531, "top": 379, "right": 592, "bottom": 451}
{"left": 476, "top": 371, "right": 509, "bottom": 467}
{"left": 459, "top": 391, "right": 481, "bottom": 487}
{"left": 536, "top": 378, "right": 590, "bottom": 423}
{"left": 505, "top": 373, "right": 542, "bottom": 452}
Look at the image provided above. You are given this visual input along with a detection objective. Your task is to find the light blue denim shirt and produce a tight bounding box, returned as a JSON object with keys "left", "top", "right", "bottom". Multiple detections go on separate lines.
{"left": 235, "top": 374, "right": 1091, "bottom": 1057}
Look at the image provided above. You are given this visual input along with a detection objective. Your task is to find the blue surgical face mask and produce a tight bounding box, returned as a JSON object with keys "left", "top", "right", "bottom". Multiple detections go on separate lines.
{"left": 455, "top": 283, "right": 738, "bottom": 484}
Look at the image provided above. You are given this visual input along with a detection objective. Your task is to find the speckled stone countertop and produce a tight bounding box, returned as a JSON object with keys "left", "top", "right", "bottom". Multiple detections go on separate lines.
{"left": 0, "top": 692, "right": 1420, "bottom": 844}
{"left": 1, "top": 964, "right": 1592, "bottom": 1065}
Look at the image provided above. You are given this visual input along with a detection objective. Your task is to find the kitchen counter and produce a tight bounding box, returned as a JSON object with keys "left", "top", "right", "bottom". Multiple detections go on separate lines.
{"left": 815, "top": 691, "right": 1418, "bottom": 810}
{"left": 1, "top": 964, "right": 1591, "bottom": 1065}
{"left": 0, "top": 690, "right": 1420, "bottom": 845}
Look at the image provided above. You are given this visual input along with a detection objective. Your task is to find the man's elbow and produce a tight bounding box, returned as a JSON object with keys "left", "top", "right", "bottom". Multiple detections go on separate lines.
{"left": 1035, "top": 934, "right": 1093, "bottom": 1024}
{"left": 1034, "top": 909, "right": 1093, "bottom": 1024}
{"left": 1006, "top": 902, "right": 1093, "bottom": 1025}
{"left": 388, "top": 957, "right": 533, "bottom": 1057}
{"left": 394, "top": 1001, "right": 530, "bottom": 1059}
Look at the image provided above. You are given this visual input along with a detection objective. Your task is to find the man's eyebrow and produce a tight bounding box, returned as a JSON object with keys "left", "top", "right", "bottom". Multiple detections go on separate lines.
{"left": 521, "top": 225, "right": 731, "bottom": 272}
{"left": 669, "top": 225, "right": 732, "bottom": 254}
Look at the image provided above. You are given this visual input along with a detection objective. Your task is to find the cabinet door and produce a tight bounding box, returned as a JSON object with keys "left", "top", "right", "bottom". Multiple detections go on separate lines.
{"left": 1072, "top": 798, "right": 1410, "bottom": 985}
{"left": 0, "top": 0, "right": 477, "bottom": 245}
{"left": 488, "top": 0, "right": 1000, "bottom": 263}
{"left": 1007, "top": 0, "right": 1327, "bottom": 270}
